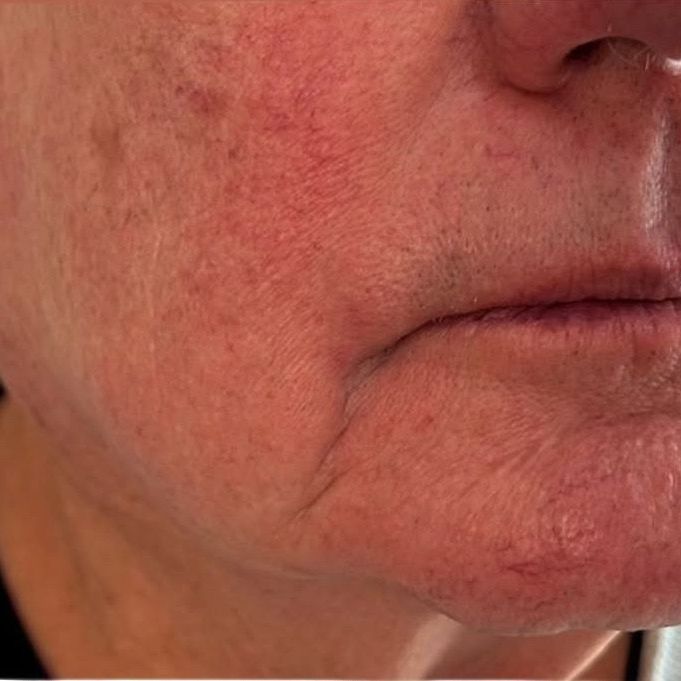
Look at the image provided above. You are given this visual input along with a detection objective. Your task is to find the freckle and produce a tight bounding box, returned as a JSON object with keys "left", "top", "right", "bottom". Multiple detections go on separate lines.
{"left": 416, "top": 414, "right": 435, "bottom": 433}
{"left": 175, "top": 81, "right": 227, "bottom": 118}
{"left": 90, "top": 122, "right": 123, "bottom": 170}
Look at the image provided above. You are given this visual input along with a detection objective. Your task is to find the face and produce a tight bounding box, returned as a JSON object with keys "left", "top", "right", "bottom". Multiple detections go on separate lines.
{"left": 3, "top": 0, "right": 681, "bottom": 636}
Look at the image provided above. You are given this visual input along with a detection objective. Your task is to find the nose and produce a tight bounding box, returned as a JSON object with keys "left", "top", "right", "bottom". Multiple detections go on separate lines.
{"left": 489, "top": 0, "right": 681, "bottom": 92}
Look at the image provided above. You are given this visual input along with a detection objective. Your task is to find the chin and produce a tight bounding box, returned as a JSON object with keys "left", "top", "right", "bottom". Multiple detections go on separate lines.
{"left": 283, "top": 405, "right": 681, "bottom": 638}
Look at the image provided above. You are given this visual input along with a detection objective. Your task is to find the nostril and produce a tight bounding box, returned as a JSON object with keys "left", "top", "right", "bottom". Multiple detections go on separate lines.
{"left": 565, "top": 39, "right": 605, "bottom": 64}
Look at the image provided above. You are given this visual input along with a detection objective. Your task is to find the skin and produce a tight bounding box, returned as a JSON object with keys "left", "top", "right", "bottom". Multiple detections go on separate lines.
{"left": 1, "top": 0, "right": 681, "bottom": 676}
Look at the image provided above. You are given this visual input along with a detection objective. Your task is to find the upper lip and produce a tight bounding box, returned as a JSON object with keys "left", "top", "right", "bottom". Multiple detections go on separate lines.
{"left": 438, "top": 261, "right": 681, "bottom": 323}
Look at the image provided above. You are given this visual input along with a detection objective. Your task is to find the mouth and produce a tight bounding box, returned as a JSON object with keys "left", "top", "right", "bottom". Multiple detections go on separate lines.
{"left": 435, "top": 297, "right": 681, "bottom": 328}
{"left": 420, "top": 258, "right": 681, "bottom": 336}
{"left": 422, "top": 298, "right": 681, "bottom": 352}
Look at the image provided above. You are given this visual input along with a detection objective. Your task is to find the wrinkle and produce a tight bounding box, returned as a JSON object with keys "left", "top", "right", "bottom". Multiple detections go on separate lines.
{"left": 145, "top": 229, "right": 165, "bottom": 419}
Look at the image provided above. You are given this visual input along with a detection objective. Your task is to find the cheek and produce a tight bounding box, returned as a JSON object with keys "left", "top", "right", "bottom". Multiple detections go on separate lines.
{"left": 0, "top": 1, "right": 464, "bottom": 566}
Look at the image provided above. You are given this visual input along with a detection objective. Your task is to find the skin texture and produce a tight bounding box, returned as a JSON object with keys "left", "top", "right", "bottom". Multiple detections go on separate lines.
{"left": 2, "top": 0, "right": 681, "bottom": 676}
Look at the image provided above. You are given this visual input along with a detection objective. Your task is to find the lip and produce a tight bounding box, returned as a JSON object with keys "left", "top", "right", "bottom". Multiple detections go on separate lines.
{"left": 450, "top": 297, "right": 681, "bottom": 326}
{"left": 425, "top": 262, "right": 681, "bottom": 327}
{"left": 416, "top": 297, "right": 681, "bottom": 357}
{"left": 427, "top": 297, "right": 681, "bottom": 336}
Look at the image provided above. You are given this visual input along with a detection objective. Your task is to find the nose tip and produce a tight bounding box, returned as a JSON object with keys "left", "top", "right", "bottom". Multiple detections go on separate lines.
{"left": 489, "top": 0, "right": 681, "bottom": 93}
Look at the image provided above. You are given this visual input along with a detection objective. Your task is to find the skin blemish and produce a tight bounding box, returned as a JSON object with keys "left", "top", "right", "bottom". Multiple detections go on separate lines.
{"left": 90, "top": 121, "right": 124, "bottom": 172}
{"left": 174, "top": 82, "right": 229, "bottom": 119}
{"left": 483, "top": 142, "right": 518, "bottom": 160}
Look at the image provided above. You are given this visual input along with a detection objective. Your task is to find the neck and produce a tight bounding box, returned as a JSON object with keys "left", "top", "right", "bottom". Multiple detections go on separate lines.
{"left": 0, "top": 397, "right": 629, "bottom": 678}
